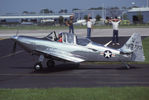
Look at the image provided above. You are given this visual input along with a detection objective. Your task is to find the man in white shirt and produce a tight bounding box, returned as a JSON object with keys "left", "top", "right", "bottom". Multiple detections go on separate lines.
{"left": 87, "top": 17, "right": 93, "bottom": 39}
{"left": 110, "top": 18, "right": 121, "bottom": 45}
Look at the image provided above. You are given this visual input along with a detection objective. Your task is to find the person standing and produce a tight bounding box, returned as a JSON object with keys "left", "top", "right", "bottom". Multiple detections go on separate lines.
{"left": 86, "top": 17, "right": 93, "bottom": 39}
{"left": 66, "top": 16, "right": 74, "bottom": 34}
{"left": 110, "top": 18, "right": 121, "bottom": 45}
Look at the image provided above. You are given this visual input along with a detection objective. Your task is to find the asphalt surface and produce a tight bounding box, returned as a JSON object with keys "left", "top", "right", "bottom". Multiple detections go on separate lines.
{"left": 0, "top": 37, "right": 149, "bottom": 88}
{"left": 1, "top": 28, "right": 149, "bottom": 38}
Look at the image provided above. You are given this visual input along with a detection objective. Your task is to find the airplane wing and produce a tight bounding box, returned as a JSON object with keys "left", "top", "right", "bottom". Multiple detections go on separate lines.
{"left": 35, "top": 48, "right": 85, "bottom": 63}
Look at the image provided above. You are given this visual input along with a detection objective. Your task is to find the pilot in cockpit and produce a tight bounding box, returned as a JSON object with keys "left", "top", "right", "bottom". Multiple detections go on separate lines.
{"left": 57, "top": 33, "right": 62, "bottom": 43}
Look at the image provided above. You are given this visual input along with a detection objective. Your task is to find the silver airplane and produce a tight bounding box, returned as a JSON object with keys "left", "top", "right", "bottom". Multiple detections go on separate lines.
{"left": 11, "top": 31, "right": 145, "bottom": 71}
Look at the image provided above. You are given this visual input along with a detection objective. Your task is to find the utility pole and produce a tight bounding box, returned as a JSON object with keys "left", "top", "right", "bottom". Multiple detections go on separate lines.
{"left": 102, "top": 3, "right": 105, "bottom": 19}
{"left": 147, "top": 0, "right": 149, "bottom": 7}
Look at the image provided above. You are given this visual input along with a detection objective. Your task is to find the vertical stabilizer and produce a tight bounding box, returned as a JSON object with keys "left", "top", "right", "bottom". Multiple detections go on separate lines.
{"left": 120, "top": 33, "right": 145, "bottom": 62}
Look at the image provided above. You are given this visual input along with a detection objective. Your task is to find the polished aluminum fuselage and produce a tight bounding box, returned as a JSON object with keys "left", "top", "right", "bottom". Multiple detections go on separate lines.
{"left": 13, "top": 35, "right": 132, "bottom": 62}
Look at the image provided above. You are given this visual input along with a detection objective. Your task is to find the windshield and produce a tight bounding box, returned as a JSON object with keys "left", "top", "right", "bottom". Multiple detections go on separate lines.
{"left": 62, "top": 32, "right": 75, "bottom": 44}
{"left": 67, "top": 34, "right": 74, "bottom": 44}
{"left": 77, "top": 38, "right": 91, "bottom": 46}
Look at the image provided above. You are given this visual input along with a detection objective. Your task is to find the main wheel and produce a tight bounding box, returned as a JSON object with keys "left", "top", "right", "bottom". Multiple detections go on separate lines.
{"left": 47, "top": 60, "right": 55, "bottom": 68}
{"left": 34, "top": 62, "right": 43, "bottom": 71}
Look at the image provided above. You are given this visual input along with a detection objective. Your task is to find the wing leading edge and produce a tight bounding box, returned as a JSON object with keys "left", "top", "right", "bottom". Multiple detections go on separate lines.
{"left": 36, "top": 48, "right": 85, "bottom": 63}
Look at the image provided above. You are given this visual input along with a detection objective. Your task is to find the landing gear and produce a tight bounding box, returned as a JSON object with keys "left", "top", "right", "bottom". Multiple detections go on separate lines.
{"left": 33, "top": 55, "right": 55, "bottom": 71}
{"left": 33, "top": 55, "right": 44, "bottom": 71}
{"left": 47, "top": 60, "right": 55, "bottom": 68}
{"left": 34, "top": 62, "right": 43, "bottom": 71}
{"left": 121, "top": 61, "right": 131, "bottom": 69}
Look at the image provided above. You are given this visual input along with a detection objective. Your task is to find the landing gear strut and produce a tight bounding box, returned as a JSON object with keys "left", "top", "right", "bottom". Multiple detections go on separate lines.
{"left": 47, "top": 60, "right": 55, "bottom": 68}
{"left": 33, "top": 55, "right": 55, "bottom": 71}
{"left": 33, "top": 55, "right": 44, "bottom": 71}
{"left": 121, "top": 61, "right": 131, "bottom": 69}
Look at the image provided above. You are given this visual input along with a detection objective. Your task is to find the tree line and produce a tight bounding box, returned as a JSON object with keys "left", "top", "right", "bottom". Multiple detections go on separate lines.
{"left": 22, "top": 6, "right": 139, "bottom": 14}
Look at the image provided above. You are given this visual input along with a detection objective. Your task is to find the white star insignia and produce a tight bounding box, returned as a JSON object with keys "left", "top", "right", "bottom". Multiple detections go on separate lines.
{"left": 104, "top": 50, "right": 112, "bottom": 58}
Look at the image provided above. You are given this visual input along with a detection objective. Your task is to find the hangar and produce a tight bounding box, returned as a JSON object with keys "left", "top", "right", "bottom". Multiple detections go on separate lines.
{"left": 126, "top": 7, "right": 149, "bottom": 24}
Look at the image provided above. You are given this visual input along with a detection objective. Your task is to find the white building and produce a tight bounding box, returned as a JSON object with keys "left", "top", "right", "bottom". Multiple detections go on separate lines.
{"left": 0, "top": 14, "right": 73, "bottom": 24}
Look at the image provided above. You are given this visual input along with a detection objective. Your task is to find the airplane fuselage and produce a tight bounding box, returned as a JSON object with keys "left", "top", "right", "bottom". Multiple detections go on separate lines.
{"left": 13, "top": 36, "right": 132, "bottom": 62}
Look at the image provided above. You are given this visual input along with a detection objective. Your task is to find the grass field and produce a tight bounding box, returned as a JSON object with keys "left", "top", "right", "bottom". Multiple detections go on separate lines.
{"left": 0, "top": 24, "right": 149, "bottom": 30}
{"left": 0, "top": 87, "right": 149, "bottom": 100}
{"left": 142, "top": 37, "right": 149, "bottom": 63}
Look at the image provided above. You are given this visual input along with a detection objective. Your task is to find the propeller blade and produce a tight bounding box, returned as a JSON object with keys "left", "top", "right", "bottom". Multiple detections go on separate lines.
{"left": 12, "top": 42, "right": 17, "bottom": 54}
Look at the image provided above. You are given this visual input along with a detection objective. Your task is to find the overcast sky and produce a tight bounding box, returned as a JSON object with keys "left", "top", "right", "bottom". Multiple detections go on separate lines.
{"left": 0, "top": 0, "right": 147, "bottom": 14}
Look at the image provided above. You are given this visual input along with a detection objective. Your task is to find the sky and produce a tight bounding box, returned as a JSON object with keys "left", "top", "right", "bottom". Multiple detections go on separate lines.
{"left": 0, "top": 0, "right": 148, "bottom": 14}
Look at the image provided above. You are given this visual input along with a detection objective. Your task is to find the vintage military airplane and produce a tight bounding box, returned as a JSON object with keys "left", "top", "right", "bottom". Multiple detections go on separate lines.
{"left": 11, "top": 31, "right": 145, "bottom": 71}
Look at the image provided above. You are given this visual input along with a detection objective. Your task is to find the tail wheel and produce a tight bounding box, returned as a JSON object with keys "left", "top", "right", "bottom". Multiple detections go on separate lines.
{"left": 47, "top": 60, "right": 55, "bottom": 68}
{"left": 34, "top": 62, "right": 43, "bottom": 71}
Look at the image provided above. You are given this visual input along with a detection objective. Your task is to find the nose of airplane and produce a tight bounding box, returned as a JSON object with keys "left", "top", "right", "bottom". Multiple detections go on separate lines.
{"left": 11, "top": 35, "right": 19, "bottom": 41}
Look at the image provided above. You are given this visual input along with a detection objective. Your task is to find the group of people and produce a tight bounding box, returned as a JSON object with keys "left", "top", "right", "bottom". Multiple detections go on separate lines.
{"left": 63, "top": 15, "right": 121, "bottom": 46}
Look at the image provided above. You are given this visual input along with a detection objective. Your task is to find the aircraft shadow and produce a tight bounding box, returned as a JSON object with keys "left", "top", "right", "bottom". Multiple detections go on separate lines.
{"left": 32, "top": 64, "right": 79, "bottom": 74}
{"left": 31, "top": 63, "right": 141, "bottom": 74}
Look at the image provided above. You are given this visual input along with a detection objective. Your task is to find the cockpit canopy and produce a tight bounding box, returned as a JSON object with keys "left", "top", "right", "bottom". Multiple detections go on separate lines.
{"left": 45, "top": 31, "right": 92, "bottom": 46}
{"left": 61, "top": 32, "right": 77, "bottom": 44}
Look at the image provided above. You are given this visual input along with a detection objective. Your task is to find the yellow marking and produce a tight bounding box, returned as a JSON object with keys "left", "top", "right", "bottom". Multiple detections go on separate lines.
{"left": 0, "top": 50, "right": 24, "bottom": 60}
{"left": 0, "top": 38, "right": 4, "bottom": 40}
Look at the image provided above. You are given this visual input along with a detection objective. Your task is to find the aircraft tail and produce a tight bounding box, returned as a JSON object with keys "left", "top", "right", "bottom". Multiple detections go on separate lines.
{"left": 120, "top": 33, "right": 145, "bottom": 62}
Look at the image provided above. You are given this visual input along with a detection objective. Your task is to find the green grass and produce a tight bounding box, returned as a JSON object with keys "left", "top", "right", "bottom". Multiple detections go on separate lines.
{"left": 0, "top": 87, "right": 149, "bottom": 100}
{"left": 0, "top": 24, "right": 149, "bottom": 30}
{"left": 143, "top": 37, "right": 149, "bottom": 63}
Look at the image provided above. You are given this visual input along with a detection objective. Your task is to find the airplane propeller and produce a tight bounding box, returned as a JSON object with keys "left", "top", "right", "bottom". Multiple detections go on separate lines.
{"left": 11, "top": 29, "right": 19, "bottom": 54}
{"left": 12, "top": 42, "right": 17, "bottom": 54}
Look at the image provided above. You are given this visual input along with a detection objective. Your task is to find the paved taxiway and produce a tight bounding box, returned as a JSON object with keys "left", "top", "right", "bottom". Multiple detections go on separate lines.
{"left": 0, "top": 28, "right": 149, "bottom": 39}
{"left": 0, "top": 37, "right": 149, "bottom": 88}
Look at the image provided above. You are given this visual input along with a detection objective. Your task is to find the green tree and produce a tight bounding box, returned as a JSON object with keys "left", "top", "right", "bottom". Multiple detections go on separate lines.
{"left": 59, "top": 16, "right": 64, "bottom": 26}
{"left": 95, "top": 15, "right": 101, "bottom": 21}
{"left": 84, "top": 15, "right": 88, "bottom": 21}
{"left": 122, "top": 13, "right": 128, "bottom": 20}
{"left": 40, "top": 9, "right": 53, "bottom": 14}
{"left": 121, "top": 6, "right": 127, "bottom": 10}
{"left": 30, "top": 12, "right": 36, "bottom": 14}
{"left": 88, "top": 7, "right": 103, "bottom": 10}
{"left": 22, "top": 11, "right": 29, "bottom": 14}
{"left": 59, "top": 9, "right": 67, "bottom": 13}
{"left": 72, "top": 8, "right": 80, "bottom": 11}
{"left": 110, "top": 7, "right": 119, "bottom": 10}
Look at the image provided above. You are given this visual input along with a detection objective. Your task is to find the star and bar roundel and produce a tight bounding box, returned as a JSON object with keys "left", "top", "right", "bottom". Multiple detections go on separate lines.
{"left": 104, "top": 50, "right": 112, "bottom": 58}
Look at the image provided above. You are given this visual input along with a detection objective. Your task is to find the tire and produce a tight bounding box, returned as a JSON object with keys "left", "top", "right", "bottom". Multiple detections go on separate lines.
{"left": 34, "top": 62, "right": 43, "bottom": 71}
{"left": 47, "top": 60, "right": 55, "bottom": 68}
